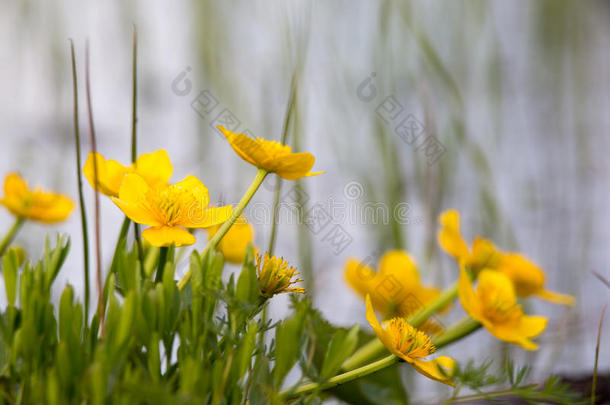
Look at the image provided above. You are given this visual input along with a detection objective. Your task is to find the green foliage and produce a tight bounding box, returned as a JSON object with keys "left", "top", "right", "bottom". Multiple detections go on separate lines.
{"left": 447, "top": 359, "right": 586, "bottom": 404}
{"left": 0, "top": 234, "right": 585, "bottom": 404}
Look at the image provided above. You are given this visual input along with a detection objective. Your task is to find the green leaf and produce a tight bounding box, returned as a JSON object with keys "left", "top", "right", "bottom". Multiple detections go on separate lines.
{"left": 273, "top": 309, "right": 306, "bottom": 388}
{"left": 236, "top": 244, "right": 258, "bottom": 304}
{"left": 320, "top": 325, "right": 359, "bottom": 379}
{"left": 2, "top": 249, "right": 19, "bottom": 307}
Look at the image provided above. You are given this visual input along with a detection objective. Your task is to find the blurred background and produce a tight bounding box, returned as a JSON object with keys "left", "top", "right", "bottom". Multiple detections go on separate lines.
{"left": 0, "top": 0, "right": 608, "bottom": 401}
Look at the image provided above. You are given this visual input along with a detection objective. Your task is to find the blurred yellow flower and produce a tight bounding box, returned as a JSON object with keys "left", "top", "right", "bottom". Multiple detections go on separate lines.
{"left": 345, "top": 251, "right": 443, "bottom": 331}
{"left": 83, "top": 149, "right": 173, "bottom": 197}
{"left": 365, "top": 295, "right": 455, "bottom": 386}
{"left": 111, "top": 173, "right": 232, "bottom": 247}
{"left": 207, "top": 215, "right": 254, "bottom": 264}
{"left": 497, "top": 254, "right": 574, "bottom": 306}
{"left": 437, "top": 209, "right": 502, "bottom": 272}
{"left": 256, "top": 253, "right": 305, "bottom": 298}
{"left": 218, "top": 126, "right": 323, "bottom": 180}
{"left": 458, "top": 268, "right": 547, "bottom": 350}
{"left": 0, "top": 173, "right": 74, "bottom": 223}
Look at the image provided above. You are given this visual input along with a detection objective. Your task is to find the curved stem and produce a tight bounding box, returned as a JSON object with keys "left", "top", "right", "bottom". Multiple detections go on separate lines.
{"left": 286, "top": 316, "right": 480, "bottom": 399}
{"left": 0, "top": 218, "right": 25, "bottom": 257}
{"left": 282, "top": 354, "right": 399, "bottom": 399}
{"left": 342, "top": 281, "right": 459, "bottom": 371}
{"left": 177, "top": 169, "right": 268, "bottom": 290}
{"left": 69, "top": 40, "right": 91, "bottom": 319}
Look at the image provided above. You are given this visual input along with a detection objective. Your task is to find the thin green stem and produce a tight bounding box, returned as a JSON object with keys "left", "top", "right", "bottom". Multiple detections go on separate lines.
{"left": 129, "top": 27, "right": 145, "bottom": 275}
{"left": 433, "top": 317, "right": 481, "bottom": 350}
{"left": 266, "top": 72, "right": 296, "bottom": 256}
{"left": 591, "top": 306, "right": 606, "bottom": 405}
{"left": 85, "top": 41, "right": 104, "bottom": 335}
{"left": 0, "top": 218, "right": 25, "bottom": 257}
{"left": 342, "top": 281, "right": 459, "bottom": 371}
{"left": 177, "top": 169, "right": 268, "bottom": 290}
{"left": 110, "top": 217, "right": 131, "bottom": 270}
{"left": 286, "top": 316, "right": 480, "bottom": 399}
{"left": 155, "top": 246, "right": 169, "bottom": 283}
{"left": 130, "top": 25, "right": 138, "bottom": 163}
{"left": 70, "top": 40, "right": 90, "bottom": 319}
{"left": 282, "top": 354, "right": 399, "bottom": 399}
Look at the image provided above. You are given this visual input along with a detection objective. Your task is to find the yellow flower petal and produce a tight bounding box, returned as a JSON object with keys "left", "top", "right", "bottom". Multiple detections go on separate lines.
{"left": 536, "top": 289, "right": 575, "bottom": 306}
{"left": 4, "top": 173, "right": 27, "bottom": 196}
{"left": 219, "top": 126, "right": 322, "bottom": 180}
{"left": 135, "top": 149, "right": 173, "bottom": 187}
{"left": 437, "top": 209, "right": 470, "bottom": 263}
{"left": 182, "top": 205, "right": 233, "bottom": 228}
{"left": 379, "top": 250, "right": 420, "bottom": 283}
{"left": 0, "top": 173, "right": 74, "bottom": 223}
{"left": 142, "top": 226, "right": 196, "bottom": 247}
{"left": 273, "top": 153, "right": 320, "bottom": 180}
{"left": 458, "top": 267, "right": 481, "bottom": 321}
{"left": 344, "top": 258, "right": 377, "bottom": 299}
{"left": 111, "top": 174, "right": 160, "bottom": 227}
{"left": 219, "top": 126, "right": 270, "bottom": 167}
{"left": 83, "top": 152, "right": 129, "bottom": 197}
{"left": 411, "top": 357, "right": 456, "bottom": 387}
{"left": 469, "top": 237, "right": 503, "bottom": 270}
{"left": 489, "top": 314, "right": 547, "bottom": 351}
{"left": 365, "top": 294, "right": 395, "bottom": 353}
{"left": 209, "top": 215, "right": 254, "bottom": 264}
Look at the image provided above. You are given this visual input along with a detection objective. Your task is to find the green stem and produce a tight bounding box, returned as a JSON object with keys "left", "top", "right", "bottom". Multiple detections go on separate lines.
{"left": 342, "top": 281, "right": 459, "bottom": 371}
{"left": 0, "top": 218, "right": 25, "bottom": 257}
{"left": 286, "top": 316, "right": 480, "bottom": 399}
{"left": 110, "top": 217, "right": 131, "bottom": 270}
{"left": 177, "top": 169, "right": 268, "bottom": 290}
{"left": 282, "top": 355, "right": 399, "bottom": 399}
{"left": 155, "top": 246, "right": 169, "bottom": 283}
{"left": 70, "top": 40, "right": 91, "bottom": 319}
{"left": 433, "top": 317, "right": 481, "bottom": 350}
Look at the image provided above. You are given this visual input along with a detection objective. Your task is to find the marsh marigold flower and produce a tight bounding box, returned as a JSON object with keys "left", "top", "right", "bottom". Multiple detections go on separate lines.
{"left": 218, "top": 126, "right": 323, "bottom": 180}
{"left": 345, "top": 251, "right": 443, "bottom": 332}
{"left": 256, "top": 253, "right": 305, "bottom": 298}
{"left": 0, "top": 173, "right": 73, "bottom": 223}
{"left": 439, "top": 209, "right": 574, "bottom": 305}
{"left": 365, "top": 295, "right": 455, "bottom": 386}
{"left": 207, "top": 215, "right": 254, "bottom": 264}
{"left": 497, "top": 254, "right": 574, "bottom": 306}
{"left": 458, "top": 268, "right": 547, "bottom": 350}
{"left": 83, "top": 149, "right": 172, "bottom": 197}
{"left": 111, "top": 173, "right": 232, "bottom": 247}
{"left": 437, "top": 209, "right": 502, "bottom": 272}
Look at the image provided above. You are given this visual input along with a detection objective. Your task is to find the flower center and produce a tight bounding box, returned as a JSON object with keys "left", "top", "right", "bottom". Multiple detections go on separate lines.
{"left": 385, "top": 318, "right": 435, "bottom": 359}
{"left": 147, "top": 187, "right": 191, "bottom": 226}
{"left": 258, "top": 138, "right": 291, "bottom": 159}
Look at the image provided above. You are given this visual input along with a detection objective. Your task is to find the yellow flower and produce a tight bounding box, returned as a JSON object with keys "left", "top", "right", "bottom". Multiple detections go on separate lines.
{"left": 438, "top": 210, "right": 574, "bottom": 306}
{"left": 458, "top": 268, "right": 547, "bottom": 350}
{"left": 365, "top": 295, "right": 455, "bottom": 386}
{"left": 0, "top": 173, "right": 74, "bottom": 223}
{"left": 218, "top": 126, "right": 323, "bottom": 180}
{"left": 437, "top": 209, "right": 502, "bottom": 272}
{"left": 256, "top": 253, "right": 305, "bottom": 298}
{"left": 497, "top": 254, "right": 574, "bottom": 306}
{"left": 207, "top": 215, "right": 254, "bottom": 264}
{"left": 83, "top": 149, "right": 173, "bottom": 197}
{"left": 345, "top": 251, "right": 443, "bottom": 331}
{"left": 111, "top": 173, "right": 232, "bottom": 247}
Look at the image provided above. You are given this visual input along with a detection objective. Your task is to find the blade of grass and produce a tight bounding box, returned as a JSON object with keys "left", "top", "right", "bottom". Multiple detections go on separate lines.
{"left": 70, "top": 40, "right": 91, "bottom": 319}
{"left": 267, "top": 71, "right": 297, "bottom": 256}
{"left": 130, "top": 25, "right": 145, "bottom": 277}
{"left": 591, "top": 305, "right": 606, "bottom": 405}
{"left": 84, "top": 40, "right": 104, "bottom": 335}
